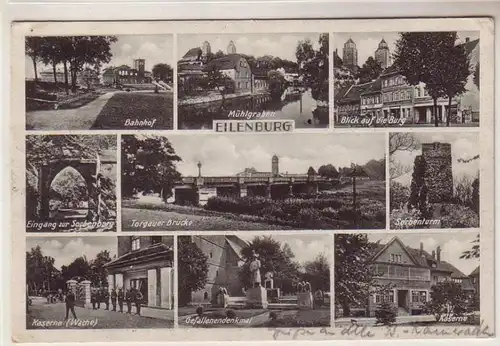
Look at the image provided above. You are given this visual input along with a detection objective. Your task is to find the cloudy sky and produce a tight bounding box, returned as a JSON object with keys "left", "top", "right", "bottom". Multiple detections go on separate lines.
{"left": 26, "top": 237, "right": 117, "bottom": 270}
{"left": 165, "top": 133, "right": 385, "bottom": 177}
{"left": 391, "top": 132, "right": 479, "bottom": 187}
{"left": 333, "top": 31, "right": 479, "bottom": 67}
{"left": 239, "top": 234, "right": 332, "bottom": 268}
{"left": 25, "top": 35, "right": 174, "bottom": 79}
{"left": 368, "top": 232, "right": 480, "bottom": 276}
{"left": 177, "top": 33, "right": 325, "bottom": 62}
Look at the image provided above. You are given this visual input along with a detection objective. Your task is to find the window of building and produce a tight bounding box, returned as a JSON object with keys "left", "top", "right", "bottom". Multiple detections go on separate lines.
{"left": 203, "top": 292, "right": 209, "bottom": 300}
{"left": 151, "top": 236, "right": 162, "bottom": 245}
{"left": 407, "top": 90, "right": 411, "bottom": 99}
{"left": 216, "top": 270, "right": 219, "bottom": 277}
{"left": 209, "top": 252, "right": 213, "bottom": 258}
{"left": 376, "top": 96, "right": 380, "bottom": 104}
{"left": 390, "top": 254, "right": 402, "bottom": 263}
{"left": 412, "top": 290, "right": 427, "bottom": 303}
{"left": 131, "top": 237, "right": 140, "bottom": 251}
{"left": 374, "top": 291, "right": 394, "bottom": 304}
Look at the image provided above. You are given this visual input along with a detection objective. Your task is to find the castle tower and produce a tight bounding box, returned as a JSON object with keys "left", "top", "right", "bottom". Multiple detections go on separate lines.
{"left": 374, "top": 38, "right": 391, "bottom": 69}
{"left": 343, "top": 38, "right": 358, "bottom": 67}
{"left": 202, "top": 41, "right": 212, "bottom": 57}
{"left": 272, "top": 155, "right": 279, "bottom": 177}
{"left": 421, "top": 142, "right": 453, "bottom": 203}
{"left": 227, "top": 40, "right": 237, "bottom": 54}
{"left": 133, "top": 58, "right": 145, "bottom": 83}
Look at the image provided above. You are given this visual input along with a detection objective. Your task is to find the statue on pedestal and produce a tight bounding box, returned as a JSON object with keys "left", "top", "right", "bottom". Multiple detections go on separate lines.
{"left": 249, "top": 251, "right": 261, "bottom": 288}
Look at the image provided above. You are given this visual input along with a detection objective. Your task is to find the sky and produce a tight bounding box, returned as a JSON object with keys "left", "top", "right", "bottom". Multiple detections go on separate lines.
{"left": 239, "top": 234, "right": 332, "bottom": 268}
{"left": 333, "top": 31, "right": 479, "bottom": 67}
{"left": 25, "top": 35, "right": 174, "bottom": 79}
{"left": 164, "top": 133, "right": 385, "bottom": 177}
{"left": 26, "top": 237, "right": 117, "bottom": 270}
{"left": 391, "top": 132, "right": 479, "bottom": 187}
{"left": 367, "top": 232, "right": 480, "bottom": 276}
{"left": 177, "top": 33, "right": 325, "bottom": 62}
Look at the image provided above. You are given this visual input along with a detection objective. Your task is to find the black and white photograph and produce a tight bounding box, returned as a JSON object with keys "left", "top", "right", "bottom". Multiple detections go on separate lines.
{"left": 121, "top": 133, "right": 386, "bottom": 231}
{"left": 334, "top": 232, "right": 480, "bottom": 327}
{"left": 334, "top": 31, "right": 480, "bottom": 127}
{"left": 390, "top": 132, "right": 479, "bottom": 229}
{"left": 26, "top": 135, "right": 117, "bottom": 232}
{"left": 177, "top": 234, "right": 331, "bottom": 328}
{"left": 177, "top": 33, "right": 329, "bottom": 129}
{"left": 26, "top": 236, "right": 175, "bottom": 329}
{"left": 25, "top": 35, "right": 174, "bottom": 130}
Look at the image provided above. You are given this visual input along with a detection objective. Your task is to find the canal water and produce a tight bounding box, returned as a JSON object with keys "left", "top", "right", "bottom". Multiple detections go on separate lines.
{"left": 178, "top": 88, "right": 329, "bottom": 130}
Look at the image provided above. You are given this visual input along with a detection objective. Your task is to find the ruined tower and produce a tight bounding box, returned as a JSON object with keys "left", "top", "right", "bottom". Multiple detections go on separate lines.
{"left": 421, "top": 142, "right": 453, "bottom": 203}
{"left": 272, "top": 155, "right": 279, "bottom": 177}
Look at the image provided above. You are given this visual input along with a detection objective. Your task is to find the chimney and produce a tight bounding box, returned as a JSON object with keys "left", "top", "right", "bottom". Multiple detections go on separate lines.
{"left": 436, "top": 246, "right": 441, "bottom": 263}
{"left": 466, "top": 37, "right": 470, "bottom": 43}
{"left": 432, "top": 250, "right": 436, "bottom": 259}
{"left": 420, "top": 242, "right": 424, "bottom": 256}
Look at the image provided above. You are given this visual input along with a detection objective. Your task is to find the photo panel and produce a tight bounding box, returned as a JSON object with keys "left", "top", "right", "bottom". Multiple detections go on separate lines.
{"left": 121, "top": 133, "right": 386, "bottom": 231}
{"left": 333, "top": 31, "right": 480, "bottom": 128}
{"left": 389, "top": 132, "right": 480, "bottom": 229}
{"left": 334, "top": 232, "right": 480, "bottom": 327}
{"left": 177, "top": 233, "right": 332, "bottom": 328}
{"left": 26, "top": 134, "right": 118, "bottom": 232}
{"left": 177, "top": 33, "right": 329, "bottom": 130}
{"left": 26, "top": 235, "right": 175, "bottom": 329}
{"left": 25, "top": 35, "right": 174, "bottom": 130}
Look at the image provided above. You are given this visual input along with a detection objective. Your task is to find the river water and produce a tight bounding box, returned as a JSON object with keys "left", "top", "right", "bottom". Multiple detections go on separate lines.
{"left": 178, "top": 88, "right": 329, "bottom": 130}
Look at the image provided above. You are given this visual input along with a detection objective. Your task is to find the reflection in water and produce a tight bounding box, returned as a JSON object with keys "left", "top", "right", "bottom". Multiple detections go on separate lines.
{"left": 178, "top": 88, "right": 329, "bottom": 130}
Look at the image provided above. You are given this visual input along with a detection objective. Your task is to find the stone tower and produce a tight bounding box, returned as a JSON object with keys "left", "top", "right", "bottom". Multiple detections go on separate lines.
{"left": 133, "top": 58, "right": 145, "bottom": 82}
{"left": 343, "top": 38, "right": 358, "bottom": 67}
{"left": 272, "top": 155, "right": 279, "bottom": 177}
{"left": 202, "top": 41, "right": 212, "bottom": 56}
{"left": 374, "top": 38, "right": 391, "bottom": 69}
{"left": 227, "top": 40, "right": 237, "bottom": 54}
{"left": 421, "top": 142, "right": 453, "bottom": 203}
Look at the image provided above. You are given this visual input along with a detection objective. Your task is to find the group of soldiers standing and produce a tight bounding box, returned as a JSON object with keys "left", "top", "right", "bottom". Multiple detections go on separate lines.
{"left": 91, "top": 287, "right": 144, "bottom": 316}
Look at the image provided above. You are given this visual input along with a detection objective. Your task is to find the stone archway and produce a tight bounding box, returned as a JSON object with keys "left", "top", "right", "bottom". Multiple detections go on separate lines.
{"left": 38, "top": 159, "right": 101, "bottom": 222}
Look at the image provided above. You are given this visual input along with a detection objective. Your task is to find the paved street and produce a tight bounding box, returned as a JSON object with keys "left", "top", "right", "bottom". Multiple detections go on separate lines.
{"left": 26, "top": 92, "right": 116, "bottom": 130}
{"left": 27, "top": 302, "right": 173, "bottom": 329}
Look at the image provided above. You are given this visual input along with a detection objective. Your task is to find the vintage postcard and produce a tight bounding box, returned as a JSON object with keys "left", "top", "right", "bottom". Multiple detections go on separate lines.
{"left": 10, "top": 18, "right": 494, "bottom": 343}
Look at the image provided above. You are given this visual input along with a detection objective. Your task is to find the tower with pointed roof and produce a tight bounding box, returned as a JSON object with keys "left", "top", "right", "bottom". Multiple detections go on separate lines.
{"left": 227, "top": 40, "right": 237, "bottom": 54}
{"left": 343, "top": 38, "right": 358, "bottom": 68}
{"left": 374, "top": 38, "right": 391, "bottom": 69}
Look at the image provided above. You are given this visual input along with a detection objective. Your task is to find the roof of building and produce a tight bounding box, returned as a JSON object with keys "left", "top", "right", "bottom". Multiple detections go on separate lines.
{"left": 225, "top": 236, "right": 249, "bottom": 260}
{"left": 338, "top": 82, "right": 374, "bottom": 104}
{"left": 346, "top": 38, "right": 355, "bottom": 44}
{"left": 380, "top": 64, "right": 400, "bottom": 77}
{"left": 469, "top": 265, "right": 480, "bottom": 277}
{"left": 104, "top": 243, "right": 173, "bottom": 269}
{"left": 360, "top": 78, "right": 382, "bottom": 96}
{"left": 203, "top": 54, "right": 244, "bottom": 72}
{"left": 182, "top": 47, "right": 203, "bottom": 59}
{"left": 458, "top": 38, "right": 480, "bottom": 56}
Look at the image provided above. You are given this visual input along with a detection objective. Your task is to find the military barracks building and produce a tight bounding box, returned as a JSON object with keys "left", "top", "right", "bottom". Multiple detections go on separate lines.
{"left": 104, "top": 236, "right": 174, "bottom": 310}
{"left": 178, "top": 40, "right": 268, "bottom": 94}
{"left": 351, "top": 236, "right": 478, "bottom": 317}
{"left": 102, "top": 59, "right": 153, "bottom": 86}
{"left": 171, "top": 155, "right": 329, "bottom": 206}
{"left": 336, "top": 37, "right": 480, "bottom": 125}
{"left": 183, "top": 235, "right": 248, "bottom": 306}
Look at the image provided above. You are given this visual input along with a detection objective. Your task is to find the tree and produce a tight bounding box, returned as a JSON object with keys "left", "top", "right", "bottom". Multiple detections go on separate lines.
{"left": 317, "top": 164, "right": 339, "bottom": 179}
{"left": 296, "top": 33, "right": 329, "bottom": 103}
{"left": 203, "top": 64, "right": 233, "bottom": 100}
{"left": 62, "top": 256, "right": 92, "bottom": 283}
{"left": 26, "top": 246, "right": 59, "bottom": 293}
{"left": 267, "top": 70, "right": 286, "bottom": 98}
{"left": 39, "top": 37, "right": 63, "bottom": 84}
{"left": 214, "top": 50, "right": 225, "bottom": 59}
{"left": 333, "top": 50, "right": 343, "bottom": 67}
{"left": 460, "top": 234, "right": 480, "bottom": 259}
{"left": 152, "top": 63, "right": 173, "bottom": 82}
{"left": 424, "top": 281, "right": 468, "bottom": 322}
{"left": 239, "top": 236, "right": 301, "bottom": 293}
{"left": 121, "top": 135, "right": 181, "bottom": 200}
{"left": 26, "top": 37, "right": 43, "bottom": 81}
{"left": 389, "top": 133, "right": 419, "bottom": 179}
{"left": 178, "top": 237, "right": 209, "bottom": 306}
{"left": 357, "top": 56, "right": 383, "bottom": 84}
{"left": 474, "top": 62, "right": 480, "bottom": 90}
{"left": 303, "top": 254, "right": 330, "bottom": 292}
{"left": 89, "top": 250, "right": 112, "bottom": 286}
{"left": 408, "top": 155, "right": 428, "bottom": 215}
{"left": 393, "top": 32, "right": 458, "bottom": 127}
{"left": 335, "top": 234, "right": 376, "bottom": 317}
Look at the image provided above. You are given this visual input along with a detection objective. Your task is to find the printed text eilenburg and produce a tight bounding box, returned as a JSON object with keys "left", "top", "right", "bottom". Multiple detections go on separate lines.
{"left": 214, "top": 120, "right": 294, "bottom": 133}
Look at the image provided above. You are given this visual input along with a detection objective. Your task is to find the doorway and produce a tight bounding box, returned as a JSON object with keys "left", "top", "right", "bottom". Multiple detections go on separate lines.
{"left": 397, "top": 290, "right": 408, "bottom": 308}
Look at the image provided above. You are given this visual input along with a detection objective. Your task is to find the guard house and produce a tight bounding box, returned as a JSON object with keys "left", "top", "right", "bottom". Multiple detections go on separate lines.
{"left": 104, "top": 236, "right": 174, "bottom": 310}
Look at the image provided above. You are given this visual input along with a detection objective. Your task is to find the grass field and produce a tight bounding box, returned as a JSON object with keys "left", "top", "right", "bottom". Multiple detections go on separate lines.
{"left": 91, "top": 92, "right": 173, "bottom": 129}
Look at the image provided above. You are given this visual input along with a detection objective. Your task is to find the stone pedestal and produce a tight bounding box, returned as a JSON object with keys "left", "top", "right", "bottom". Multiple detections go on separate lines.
{"left": 217, "top": 293, "right": 229, "bottom": 308}
{"left": 80, "top": 280, "right": 91, "bottom": 307}
{"left": 245, "top": 286, "right": 268, "bottom": 309}
{"left": 297, "top": 292, "right": 313, "bottom": 310}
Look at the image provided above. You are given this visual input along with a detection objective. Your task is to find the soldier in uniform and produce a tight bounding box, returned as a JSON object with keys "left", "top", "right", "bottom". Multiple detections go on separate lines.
{"left": 117, "top": 287, "right": 124, "bottom": 313}
{"left": 134, "top": 288, "right": 144, "bottom": 316}
{"left": 104, "top": 287, "right": 110, "bottom": 310}
{"left": 91, "top": 288, "right": 97, "bottom": 310}
{"left": 125, "top": 288, "right": 133, "bottom": 314}
{"left": 65, "top": 289, "right": 77, "bottom": 320}
{"left": 110, "top": 288, "right": 117, "bottom": 312}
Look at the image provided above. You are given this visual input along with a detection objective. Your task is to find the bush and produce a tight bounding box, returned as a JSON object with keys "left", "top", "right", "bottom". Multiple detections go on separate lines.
{"left": 226, "top": 310, "right": 236, "bottom": 319}
{"left": 390, "top": 181, "right": 410, "bottom": 210}
{"left": 439, "top": 204, "right": 479, "bottom": 228}
{"left": 375, "top": 301, "right": 396, "bottom": 325}
{"left": 269, "top": 311, "right": 278, "bottom": 320}
{"left": 196, "top": 306, "right": 204, "bottom": 317}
